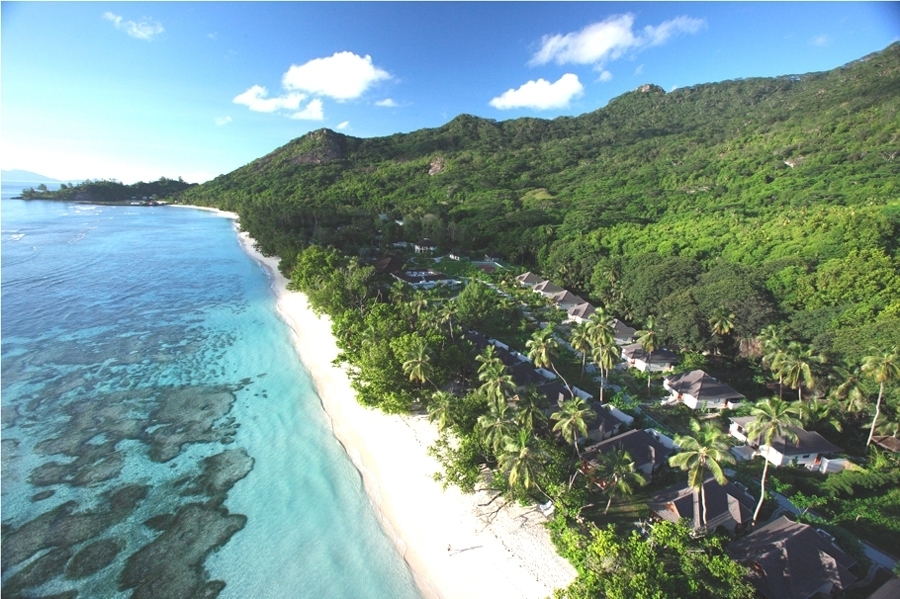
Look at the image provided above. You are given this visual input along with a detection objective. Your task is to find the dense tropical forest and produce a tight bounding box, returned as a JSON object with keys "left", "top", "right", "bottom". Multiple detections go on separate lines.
{"left": 176, "top": 43, "right": 900, "bottom": 597}
{"left": 17, "top": 177, "right": 195, "bottom": 203}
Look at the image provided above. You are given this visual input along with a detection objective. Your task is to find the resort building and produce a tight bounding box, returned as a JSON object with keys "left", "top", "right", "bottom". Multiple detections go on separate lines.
{"left": 729, "top": 416, "right": 845, "bottom": 471}
{"left": 726, "top": 516, "right": 857, "bottom": 599}
{"left": 583, "top": 429, "right": 675, "bottom": 476}
{"left": 662, "top": 370, "right": 745, "bottom": 411}
{"left": 533, "top": 280, "right": 565, "bottom": 297}
{"left": 620, "top": 343, "right": 679, "bottom": 372}
{"left": 414, "top": 238, "right": 437, "bottom": 253}
{"left": 566, "top": 302, "right": 595, "bottom": 324}
{"left": 611, "top": 319, "right": 637, "bottom": 345}
{"left": 648, "top": 477, "right": 755, "bottom": 533}
{"left": 515, "top": 271, "right": 546, "bottom": 287}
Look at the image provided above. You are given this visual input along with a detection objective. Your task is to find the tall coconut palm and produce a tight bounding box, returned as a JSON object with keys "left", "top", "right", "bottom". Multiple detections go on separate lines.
{"left": 402, "top": 338, "right": 434, "bottom": 388}
{"left": 780, "top": 342, "right": 824, "bottom": 403}
{"left": 592, "top": 340, "right": 622, "bottom": 404}
{"left": 669, "top": 420, "right": 736, "bottom": 529}
{"left": 437, "top": 301, "right": 457, "bottom": 341}
{"left": 709, "top": 306, "right": 736, "bottom": 337}
{"left": 428, "top": 390, "right": 455, "bottom": 431}
{"left": 760, "top": 326, "right": 787, "bottom": 397}
{"left": 746, "top": 398, "right": 803, "bottom": 522}
{"left": 526, "top": 326, "right": 572, "bottom": 395}
{"left": 478, "top": 397, "right": 517, "bottom": 455}
{"left": 513, "top": 392, "right": 546, "bottom": 434}
{"left": 477, "top": 347, "right": 516, "bottom": 404}
{"left": 636, "top": 315, "right": 659, "bottom": 389}
{"left": 831, "top": 361, "right": 868, "bottom": 415}
{"left": 552, "top": 397, "right": 596, "bottom": 457}
{"left": 570, "top": 322, "right": 594, "bottom": 380}
{"left": 498, "top": 428, "right": 547, "bottom": 495}
{"left": 595, "top": 449, "right": 647, "bottom": 514}
{"left": 862, "top": 347, "right": 900, "bottom": 446}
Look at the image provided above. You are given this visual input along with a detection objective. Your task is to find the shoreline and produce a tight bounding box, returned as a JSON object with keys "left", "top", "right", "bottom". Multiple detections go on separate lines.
{"left": 219, "top": 214, "right": 576, "bottom": 598}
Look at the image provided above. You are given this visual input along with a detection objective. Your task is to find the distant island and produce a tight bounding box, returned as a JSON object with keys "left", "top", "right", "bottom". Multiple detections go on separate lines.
{"left": 15, "top": 177, "right": 196, "bottom": 204}
{"left": 1, "top": 169, "right": 67, "bottom": 183}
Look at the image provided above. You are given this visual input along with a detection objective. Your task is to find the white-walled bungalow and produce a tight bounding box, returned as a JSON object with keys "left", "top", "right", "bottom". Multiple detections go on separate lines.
{"left": 663, "top": 370, "right": 745, "bottom": 411}
{"left": 729, "top": 416, "right": 844, "bottom": 471}
{"left": 550, "top": 290, "right": 586, "bottom": 311}
{"left": 649, "top": 477, "right": 755, "bottom": 533}
{"left": 567, "top": 302, "right": 596, "bottom": 324}
{"left": 414, "top": 238, "right": 437, "bottom": 253}
{"left": 621, "top": 343, "right": 679, "bottom": 372}
{"left": 583, "top": 429, "right": 674, "bottom": 476}
{"left": 516, "top": 271, "right": 546, "bottom": 287}
{"left": 533, "top": 280, "right": 564, "bottom": 297}
{"left": 611, "top": 319, "right": 637, "bottom": 345}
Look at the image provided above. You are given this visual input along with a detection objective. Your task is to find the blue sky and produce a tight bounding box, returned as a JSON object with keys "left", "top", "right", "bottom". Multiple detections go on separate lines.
{"left": 2, "top": 2, "right": 898, "bottom": 183}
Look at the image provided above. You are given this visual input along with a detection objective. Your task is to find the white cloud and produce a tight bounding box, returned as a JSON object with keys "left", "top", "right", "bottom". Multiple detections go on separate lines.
{"left": 811, "top": 34, "right": 831, "bottom": 47}
{"left": 214, "top": 116, "right": 232, "bottom": 126}
{"left": 489, "top": 73, "right": 583, "bottom": 110}
{"left": 289, "top": 99, "right": 324, "bottom": 121}
{"left": 282, "top": 52, "right": 390, "bottom": 101}
{"left": 103, "top": 12, "right": 164, "bottom": 41}
{"left": 375, "top": 98, "right": 398, "bottom": 107}
{"left": 634, "top": 64, "right": 645, "bottom": 76}
{"left": 336, "top": 121, "right": 350, "bottom": 130}
{"left": 530, "top": 13, "right": 704, "bottom": 68}
{"left": 207, "top": 32, "right": 218, "bottom": 40}
{"left": 598, "top": 70, "right": 613, "bottom": 82}
{"left": 233, "top": 85, "right": 306, "bottom": 113}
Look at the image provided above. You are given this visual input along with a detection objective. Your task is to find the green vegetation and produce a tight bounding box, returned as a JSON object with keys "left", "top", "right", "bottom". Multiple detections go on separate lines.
{"left": 175, "top": 43, "right": 900, "bottom": 594}
{"left": 18, "top": 177, "right": 195, "bottom": 203}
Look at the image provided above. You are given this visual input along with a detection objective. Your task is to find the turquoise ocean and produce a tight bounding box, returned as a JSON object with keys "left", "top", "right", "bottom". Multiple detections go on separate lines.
{"left": 0, "top": 185, "right": 421, "bottom": 599}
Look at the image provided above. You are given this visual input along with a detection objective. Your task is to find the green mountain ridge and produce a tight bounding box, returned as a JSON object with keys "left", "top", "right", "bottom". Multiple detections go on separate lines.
{"left": 180, "top": 42, "right": 900, "bottom": 359}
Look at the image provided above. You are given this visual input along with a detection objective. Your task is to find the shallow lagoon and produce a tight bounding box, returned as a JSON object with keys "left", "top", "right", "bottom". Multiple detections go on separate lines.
{"left": 0, "top": 190, "right": 420, "bottom": 599}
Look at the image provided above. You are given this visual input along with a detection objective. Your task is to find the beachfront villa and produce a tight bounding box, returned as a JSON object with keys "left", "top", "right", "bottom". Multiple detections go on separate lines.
{"left": 649, "top": 477, "right": 755, "bottom": 533}
{"left": 726, "top": 516, "right": 857, "bottom": 599}
{"left": 729, "top": 416, "right": 847, "bottom": 472}
{"left": 662, "top": 370, "right": 745, "bottom": 411}
{"left": 583, "top": 429, "right": 676, "bottom": 476}
{"left": 620, "top": 343, "right": 679, "bottom": 372}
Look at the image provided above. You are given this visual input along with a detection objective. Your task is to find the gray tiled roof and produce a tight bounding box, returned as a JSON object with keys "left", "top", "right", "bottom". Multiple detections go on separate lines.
{"left": 583, "top": 429, "right": 673, "bottom": 472}
{"left": 665, "top": 370, "right": 745, "bottom": 402}
{"left": 731, "top": 417, "right": 843, "bottom": 456}
{"left": 649, "top": 477, "right": 754, "bottom": 531}
{"left": 727, "top": 516, "right": 856, "bottom": 599}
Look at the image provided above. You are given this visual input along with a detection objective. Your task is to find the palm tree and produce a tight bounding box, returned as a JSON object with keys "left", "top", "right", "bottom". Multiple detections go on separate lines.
{"left": 526, "top": 326, "right": 572, "bottom": 395}
{"left": 513, "top": 392, "right": 545, "bottom": 434}
{"left": 477, "top": 347, "right": 516, "bottom": 404}
{"left": 551, "top": 397, "right": 596, "bottom": 456}
{"left": 428, "top": 390, "right": 455, "bottom": 431}
{"left": 437, "top": 301, "right": 457, "bottom": 341}
{"left": 570, "top": 322, "right": 594, "bottom": 380}
{"left": 636, "top": 315, "right": 659, "bottom": 389}
{"left": 709, "top": 306, "right": 736, "bottom": 355}
{"left": 591, "top": 339, "right": 621, "bottom": 404}
{"left": 594, "top": 449, "right": 647, "bottom": 514}
{"left": 498, "top": 429, "right": 547, "bottom": 495}
{"left": 831, "top": 361, "right": 868, "bottom": 415}
{"left": 780, "top": 342, "right": 824, "bottom": 403}
{"left": 478, "top": 397, "right": 517, "bottom": 455}
{"left": 760, "top": 326, "right": 787, "bottom": 398}
{"left": 402, "top": 338, "right": 434, "bottom": 388}
{"left": 669, "top": 420, "right": 736, "bottom": 529}
{"left": 862, "top": 347, "right": 900, "bottom": 446}
{"left": 799, "top": 398, "right": 843, "bottom": 434}
{"left": 746, "top": 398, "right": 803, "bottom": 522}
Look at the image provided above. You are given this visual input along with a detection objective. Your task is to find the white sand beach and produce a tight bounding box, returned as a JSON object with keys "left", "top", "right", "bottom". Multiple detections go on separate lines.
{"left": 227, "top": 222, "right": 577, "bottom": 599}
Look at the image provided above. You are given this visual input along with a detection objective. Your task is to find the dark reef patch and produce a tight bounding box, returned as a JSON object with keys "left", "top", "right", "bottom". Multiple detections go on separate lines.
{"left": 65, "top": 538, "right": 124, "bottom": 579}
{"left": 120, "top": 503, "right": 246, "bottom": 599}
{"left": 2, "top": 547, "right": 73, "bottom": 596}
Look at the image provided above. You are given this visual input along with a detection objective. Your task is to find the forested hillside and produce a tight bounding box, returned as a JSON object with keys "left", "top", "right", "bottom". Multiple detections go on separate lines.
{"left": 179, "top": 43, "right": 900, "bottom": 361}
